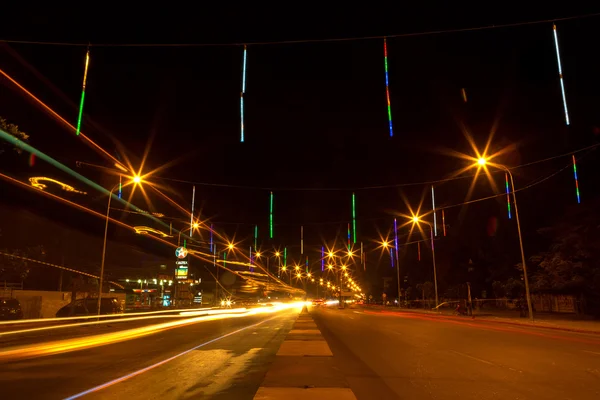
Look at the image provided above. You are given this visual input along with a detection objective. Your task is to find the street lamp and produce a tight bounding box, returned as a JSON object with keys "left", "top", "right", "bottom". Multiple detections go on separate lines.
{"left": 410, "top": 215, "right": 439, "bottom": 307}
{"left": 177, "top": 222, "right": 201, "bottom": 246}
{"left": 476, "top": 157, "right": 534, "bottom": 321}
{"left": 98, "top": 175, "right": 142, "bottom": 316}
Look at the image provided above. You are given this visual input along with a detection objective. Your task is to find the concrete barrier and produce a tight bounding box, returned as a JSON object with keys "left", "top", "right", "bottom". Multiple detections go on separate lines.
{"left": 253, "top": 306, "right": 357, "bottom": 400}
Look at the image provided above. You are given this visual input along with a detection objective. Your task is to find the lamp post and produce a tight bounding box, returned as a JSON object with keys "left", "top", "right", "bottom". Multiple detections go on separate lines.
{"left": 98, "top": 175, "right": 141, "bottom": 316}
{"left": 177, "top": 222, "right": 200, "bottom": 246}
{"left": 410, "top": 216, "right": 439, "bottom": 308}
{"left": 477, "top": 158, "right": 534, "bottom": 321}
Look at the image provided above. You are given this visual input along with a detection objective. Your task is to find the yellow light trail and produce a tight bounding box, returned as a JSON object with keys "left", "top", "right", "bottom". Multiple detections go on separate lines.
{"left": 0, "top": 307, "right": 215, "bottom": 326}
{"left": 29, "top": 176, "right": 87, "bottom": 194}
{"left": 0, "top": 68, "right": 122, "bottom": 166}
{"left": 0, "top": 71, "right": 300, "bottom": 296}
{"left": 133, "top": 226, "right": 172, "bottom": 237}
{"left": 0, "top": 303, "right": 302, "bottom": 361}
{"left": 0, "top": 314, "right": 186, "bottom": 336}
{"left": 1, "top": 173, "right": 302, "bottom": 297}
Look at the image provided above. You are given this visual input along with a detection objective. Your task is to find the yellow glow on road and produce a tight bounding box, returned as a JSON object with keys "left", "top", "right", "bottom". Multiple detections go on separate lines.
{"left": 0, "top": 303, "right": 303, "bottom": 361}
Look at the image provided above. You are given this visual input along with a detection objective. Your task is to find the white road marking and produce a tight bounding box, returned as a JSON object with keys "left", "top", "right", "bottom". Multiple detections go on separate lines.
{"left": 583, "top": 350, "right": 600, "bottom": 356}
{"left": 449, "top": 350, "right": 495, "bottom": 365}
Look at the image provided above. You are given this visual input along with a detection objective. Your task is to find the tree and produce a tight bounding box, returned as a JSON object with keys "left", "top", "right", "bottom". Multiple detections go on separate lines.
{"left": 0, "top": 116, "right": 29, "bottom": 154}
{"left": 416, "top": 281, "right": 435, "bottom": 299}
{"left": 0, "top": 245, "right": 45, "bottom": 283}
{"left": 529, "top": 199, "right": 600, "bottom": 293}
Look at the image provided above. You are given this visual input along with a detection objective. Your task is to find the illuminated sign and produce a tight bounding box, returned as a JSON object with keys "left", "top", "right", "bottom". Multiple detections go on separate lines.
{"left": 175, "top": 247, "right": 188, "bottom": 259}
{"left": 175, "top": 268, "right": 188, "bottom": 280}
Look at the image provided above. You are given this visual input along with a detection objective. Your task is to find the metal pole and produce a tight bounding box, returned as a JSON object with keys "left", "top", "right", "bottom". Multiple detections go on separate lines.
{"left": 98, "top": 187, "right": 115, "bottom": 316}
{"left": 395, "top": 248, "right": 400, "bottom": 307}
{"left": 506, "top": 168, "right": 534, "bottom": 322}
{"left": 431, "top": 228, "right": 439, "bottom": 307}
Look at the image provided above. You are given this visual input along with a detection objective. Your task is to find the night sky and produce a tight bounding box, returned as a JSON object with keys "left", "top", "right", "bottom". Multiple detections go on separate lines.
{"left": 1, "top": 7, "right": 600, "bottom": 289}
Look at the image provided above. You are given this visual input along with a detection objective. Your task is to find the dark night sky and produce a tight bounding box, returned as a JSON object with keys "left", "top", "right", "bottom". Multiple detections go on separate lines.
{"left": 1, "top": 6, "right": 600, "bottom": 285}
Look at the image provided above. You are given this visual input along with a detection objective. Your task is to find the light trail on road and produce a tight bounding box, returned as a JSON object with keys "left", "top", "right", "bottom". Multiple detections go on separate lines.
{"left": 62, "top": 312, "right": 287, "bottom": 400}
{"left": 0, "top": 303, "right": 303, "bottom": 361}
{"left": 0, "top": 307, "right": 215, "bottom": 326}
{"left": 0, "top": 308, "right": 221, "bottom": 336}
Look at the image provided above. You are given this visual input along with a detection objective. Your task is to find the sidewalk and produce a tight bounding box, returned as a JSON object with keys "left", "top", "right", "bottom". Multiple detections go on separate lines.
{"left": 361, "top": 304, "right": 600, "bottom": 334}
{"left": 253, "top": 306, "right": 357, "bottom": 400}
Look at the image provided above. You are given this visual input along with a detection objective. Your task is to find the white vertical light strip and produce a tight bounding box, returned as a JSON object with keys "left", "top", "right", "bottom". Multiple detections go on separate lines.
{"left": 190, "top": 186, "right": 196, "bottom": 238}
{"left": 553, "top": 24, "right": 570, "bottom": 126}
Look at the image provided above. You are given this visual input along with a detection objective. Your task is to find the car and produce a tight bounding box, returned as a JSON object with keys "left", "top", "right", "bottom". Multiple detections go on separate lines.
{"left": 0, "top": 298, "right": 23, "bottom": 320}
{"left": 56, "top": 297, "right": 123, "bottom": 317}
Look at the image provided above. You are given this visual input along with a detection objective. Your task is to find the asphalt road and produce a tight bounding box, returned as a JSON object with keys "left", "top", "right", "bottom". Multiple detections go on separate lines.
{"left": 312, "top": 306, "right": 600, "bottom": 400}
{"left": 1, "top": 309, "right": 298, "bottom": 400}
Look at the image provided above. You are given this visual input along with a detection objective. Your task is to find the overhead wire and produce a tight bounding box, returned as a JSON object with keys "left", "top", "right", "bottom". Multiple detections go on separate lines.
{"left": 87, "top": 141, "right": 600, "bottom": 192}
{"left": 1, "top": 12, "right": 599, "bottom": 47}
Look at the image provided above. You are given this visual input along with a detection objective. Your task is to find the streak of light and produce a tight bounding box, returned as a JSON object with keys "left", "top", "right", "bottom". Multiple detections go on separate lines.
{"left": 0, "top": 68, "right": 122, "bottom": 165}
{"left": 0, "top": 129, "right": 130, "bottom": 203}
{"left": 29, "top": 176, "right": 87, "bottom": 194}
{"left": 147, "top": 184, "right": 226, "bottom": 242}
{"left": 0, "top": 250, "right": 123, "bottom": 289}
{"left": 0, "top": 303, "right": 303, "bottom": 361}
{"left": 553, "top": 24, "right": 570, "bottom": 126}
{"left": 133, "top": 226, "right": 172, "bottom": 237}
{"left": 178, "top": 307, "right": 247, "bottom": 317}
{"left": 0, "top": 308, "right": 216, "bottom": 326}
{"left": 114, "top": 162, "right": 129, "bottom": 172}
{"left": 1, "top": 173, "right": 301, "bottom": 296}
{"left": 63, "top": 312, "right": 289, "bottom": 400}
{"left": 0, "top": 314, "right": 205, "bottom": 336}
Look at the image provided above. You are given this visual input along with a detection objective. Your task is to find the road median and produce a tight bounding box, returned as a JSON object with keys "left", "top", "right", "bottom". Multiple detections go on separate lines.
{"left": 253, "top": 305, "right": 357, "bottom": 400}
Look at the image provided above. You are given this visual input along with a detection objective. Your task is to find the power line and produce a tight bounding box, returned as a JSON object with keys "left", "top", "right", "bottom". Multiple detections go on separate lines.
{"left": 2, "top": 13, "right": 599, "bottom": 48}
{"left": 120, "top": 154, "right": 594, "bottom": 228}
{"left": 134, "top": 142, "right": 600, "bottom": 192}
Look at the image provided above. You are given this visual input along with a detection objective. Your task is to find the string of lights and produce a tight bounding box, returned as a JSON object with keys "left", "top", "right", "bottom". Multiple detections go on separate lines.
{"left": 1, "top": 13, "right": 599, "bottom": 47}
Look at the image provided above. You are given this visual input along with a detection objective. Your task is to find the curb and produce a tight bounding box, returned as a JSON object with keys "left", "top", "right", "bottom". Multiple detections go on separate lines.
{"left": 362, "top": 308, "right": 600, "bottom": 335}
{"left": 253, "top": 306, "right": 357, "bottom": 400}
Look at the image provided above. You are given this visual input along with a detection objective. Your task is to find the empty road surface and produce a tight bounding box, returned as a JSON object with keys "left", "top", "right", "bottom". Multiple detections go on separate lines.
{"left": 312, "top": 306, "right": 600, "bottom": 400}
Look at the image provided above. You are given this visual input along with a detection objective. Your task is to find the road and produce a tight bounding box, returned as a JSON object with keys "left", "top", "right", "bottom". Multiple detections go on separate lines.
{"left": 312, "top": 306, "right": 600, "bottom": 400}
{"left": 1, "top": 308, "right": 298, "bottom": 400}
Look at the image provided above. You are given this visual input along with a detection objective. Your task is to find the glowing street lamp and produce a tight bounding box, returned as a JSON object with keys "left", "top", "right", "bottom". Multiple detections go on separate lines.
{"left": 98, "top": 175, "right": 143, "bottom": 316}
{"left": 177, "top": 221, "right": 202, "bottom": 246}
{"left": 474, "top": 157, "right": 534, "bottom": 321}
